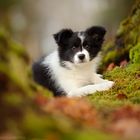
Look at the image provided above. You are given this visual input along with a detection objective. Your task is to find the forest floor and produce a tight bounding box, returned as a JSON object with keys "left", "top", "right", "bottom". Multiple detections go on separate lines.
{"left": 0, "top": 28, "right": 140, "bottom": 139}
{"left": 32, "top": 63, "right": 140, "bottom": 140}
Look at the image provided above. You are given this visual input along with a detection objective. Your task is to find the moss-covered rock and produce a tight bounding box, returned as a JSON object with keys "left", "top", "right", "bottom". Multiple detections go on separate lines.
{"left": 101, "top": 0, "right": 140, "bottom": 70}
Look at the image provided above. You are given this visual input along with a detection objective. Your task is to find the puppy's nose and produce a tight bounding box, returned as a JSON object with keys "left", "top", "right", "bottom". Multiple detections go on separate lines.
{"left": 78, "top": 54, "right": 85, "bottom": 60}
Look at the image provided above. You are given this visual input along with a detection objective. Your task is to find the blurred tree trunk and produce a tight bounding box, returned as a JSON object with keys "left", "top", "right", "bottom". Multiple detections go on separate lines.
{"left": 101, "top": 0, "right": 140, "bottom": 71}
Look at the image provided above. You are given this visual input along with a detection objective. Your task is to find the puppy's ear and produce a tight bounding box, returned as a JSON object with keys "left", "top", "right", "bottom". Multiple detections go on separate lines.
{"left": 86, "top": 26, "right": 106, "bottom": 41}
{"left": 53, "top": 29, "right": 73, "bottom": 46}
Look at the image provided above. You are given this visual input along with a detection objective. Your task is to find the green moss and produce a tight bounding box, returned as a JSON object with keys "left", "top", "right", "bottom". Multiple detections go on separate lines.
{"left": 21, "top": 111, "right": 49, "bottom": 138}
{"left": 130, "top": 43, "right": 140, "bottom": 63}
{"left": 88, "top": 63, "right": 140, "bottom": 108}
{"left": 101, "top": 0, "right": 140, "bottom": 69}
{"left": 0, "top": 28, "right": 52, "bottom": 97}
{"left": 116, "top": 19, "right": 129, "bottom": 36}
{"left": 3, "top": 93, "right": 23, "bottom": 106}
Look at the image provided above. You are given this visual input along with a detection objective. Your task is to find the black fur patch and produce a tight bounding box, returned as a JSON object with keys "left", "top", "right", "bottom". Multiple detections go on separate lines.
{"left": 54, "top": 26, "right": 106, "bottom": 63}
{"left": 32, "top": 59, "right": 65, "bottom": 96}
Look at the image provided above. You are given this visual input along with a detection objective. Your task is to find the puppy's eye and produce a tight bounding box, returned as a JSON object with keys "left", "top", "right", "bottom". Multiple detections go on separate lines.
{"left": 85, "top": 45, "right": 89, "bottom": 49}
{"left": 72, "top": 46, "right": 76, "bottom": 50}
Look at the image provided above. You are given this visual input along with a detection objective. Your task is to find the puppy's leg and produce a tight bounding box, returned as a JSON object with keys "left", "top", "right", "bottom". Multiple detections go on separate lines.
{"left": 92, "top": 73, "right": 114, "bottom": 84}
{"left": 96, "top": 74, "right": 103, "bottom": 78}
{"left": 67, "top": 81, "right": 114, "bottom": 97}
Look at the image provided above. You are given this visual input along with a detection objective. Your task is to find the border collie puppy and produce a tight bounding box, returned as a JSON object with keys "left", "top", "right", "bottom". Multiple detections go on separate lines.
{"left": 32, "top": 26, "right": 114, "bottom": 97}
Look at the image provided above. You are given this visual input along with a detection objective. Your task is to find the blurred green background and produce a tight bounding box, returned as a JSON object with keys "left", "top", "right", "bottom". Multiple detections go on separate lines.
{"left": 0, "top": 0, "right": 133, "bottom": 59}
{"left": 1, "top": 0, "right": 140, "bottom": 139}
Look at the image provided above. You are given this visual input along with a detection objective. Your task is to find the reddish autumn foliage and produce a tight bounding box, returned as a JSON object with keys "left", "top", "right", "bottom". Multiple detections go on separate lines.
{"left": 34, "top": 94, "right": 48, "bottom": 106}
{"left": 120, "top": 60, "right": 128, "bottom": 68}
{"left": 107, "top": 63, "right": 116, "bottom": 71}
{"left": 108, "top": 106, "right": 140, "bottom": 138}
{"left": 43, "top": 97, "right": 98, "bottom": 127}
{"left": 112, "top": 106, "right": 140, "bottom": 121}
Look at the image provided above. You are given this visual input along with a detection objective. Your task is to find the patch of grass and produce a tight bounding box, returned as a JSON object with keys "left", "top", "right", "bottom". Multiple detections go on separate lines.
{"left": 87, "top": 64, "right": 140, "bottom": 109}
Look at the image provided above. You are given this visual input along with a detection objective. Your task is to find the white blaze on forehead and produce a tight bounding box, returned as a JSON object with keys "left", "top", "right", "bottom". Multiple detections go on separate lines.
{"left": 74, "top": 48, "right": 90, "bottom": 64}
{"left": 78, "top": 32, "right": 85, "bottom": 44}
{"left": 73, "top": 32, "right": 90, "bottom": 64}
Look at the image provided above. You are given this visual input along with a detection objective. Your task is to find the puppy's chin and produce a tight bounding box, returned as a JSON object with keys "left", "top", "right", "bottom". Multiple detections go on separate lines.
{"left": 73, "top": 59, "right": 90, "bottom": 65}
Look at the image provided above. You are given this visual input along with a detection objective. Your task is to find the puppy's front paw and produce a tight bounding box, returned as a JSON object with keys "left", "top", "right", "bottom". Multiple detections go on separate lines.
{"left": 97, "top": 74, "right": 103, "bottom": 78}
{"left": 106, "top": 80, "right": 114, "bottom": 87}
{"left": 67, "top": 91, "right": 82, "bottom": 97}
{"left": 105, "top": 80, "right": 114, "bottom": 89}
{"left": 99, "top": 81, "right": 114, "bottom": 91}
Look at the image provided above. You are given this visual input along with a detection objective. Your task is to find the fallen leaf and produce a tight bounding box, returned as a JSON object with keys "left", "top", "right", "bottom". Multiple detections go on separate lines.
{"left": 116, "top": 93, "right": 128, "bottom": 100}
{"left": 107, "top": 63, "right": 116, "bottom": 71}
{"left": 120, "top": 60, "right": 128, "bottom": 68}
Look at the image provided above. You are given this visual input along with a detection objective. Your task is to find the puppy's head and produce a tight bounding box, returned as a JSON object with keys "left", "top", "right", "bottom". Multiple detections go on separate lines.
{"left": 53, "top": 26, "right": 106, "bottom": 65}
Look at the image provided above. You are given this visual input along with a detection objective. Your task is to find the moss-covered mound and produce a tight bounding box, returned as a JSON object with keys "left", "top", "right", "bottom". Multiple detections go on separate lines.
{"left": 101, "top": 0, "right": 140, "bottom": 71}
{"left": 0, "top": 28, "right": 119, "bottom": 140}
{"left": 88, "top": 63, "right": 140, "bottom": 107}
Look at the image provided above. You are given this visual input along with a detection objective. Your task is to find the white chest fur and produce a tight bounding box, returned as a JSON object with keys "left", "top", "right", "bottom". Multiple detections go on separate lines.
{"left": 56, "top": 63, "right": 94, "bottom": 93}
{"left": 43, "top": 51, "right": 100, "bottom": 93}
